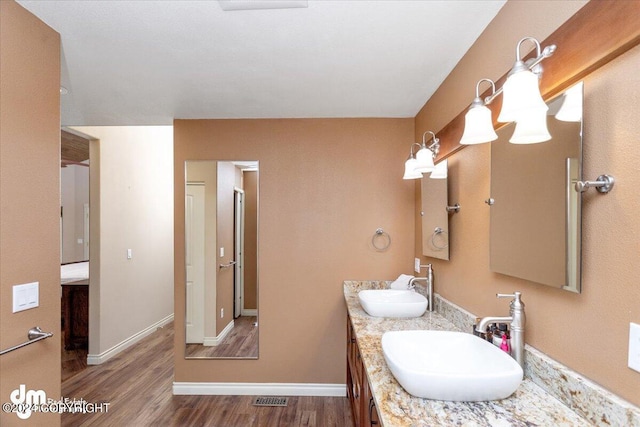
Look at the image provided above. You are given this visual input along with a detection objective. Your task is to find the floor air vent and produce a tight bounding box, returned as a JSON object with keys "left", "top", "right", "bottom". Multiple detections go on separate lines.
{"left": 252, "top": 396, "right": 289, "bottom": 407}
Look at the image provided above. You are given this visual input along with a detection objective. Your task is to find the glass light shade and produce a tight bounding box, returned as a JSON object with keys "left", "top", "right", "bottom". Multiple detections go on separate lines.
{"left": 509, "top": 107, "right": 551, "bottom": 144}
{"left": 498, "top": 69, "right": 548, "bottom": 123}
{"left": 429, "top": 159, "right": 447, "bottom": 179}
{"left": 403, "top": 157, "right": 422, "bottom": 179}
{"left": 414, "top": 147, "right": 435, "bottom": 172}
{"left": 460, "top": 105, "right": 498, "bottom": 144}
{"left": 555, "top": 82, "right": 583, "bottom": 122}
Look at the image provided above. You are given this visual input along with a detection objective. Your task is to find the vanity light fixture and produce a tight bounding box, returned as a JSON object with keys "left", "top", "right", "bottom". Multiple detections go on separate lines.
{"left": 403, "top": 143, "right": 423, "bottom": 180}
{"left": 414, "top": 131, "right": 440, "bottom": 173}
{"left": 459, "top": 37, "right": 556, "bottom": 146}
{"left": 497, "top": 37, "right": 552, "bottom": 123}
{"left": 429, "top": 159, "right": 447, "bottom": 179}
{"left": 460, "top": 79, "right": 498, "bottom": 145}
{"left": 403, "top": 132, "right": 440, "bottom": 180}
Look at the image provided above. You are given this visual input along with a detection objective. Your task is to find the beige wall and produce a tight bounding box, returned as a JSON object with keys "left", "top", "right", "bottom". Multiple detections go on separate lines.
{"left": 73, "top": 126, "right": 174, "bottom": 358}
{"left": 415, "top": 1, "right": 640, "bottom": 406}
{"left": 244, "top": 171, "right": 258, "bottom": 310}
{"left": 216, "top": 161, "right": 236, "bottom": 334}
{"left": 0, "top": 1, "right": 61, "bottom": 425}
{"left": 174, "top": 118, "right": 414, "bottom": 383}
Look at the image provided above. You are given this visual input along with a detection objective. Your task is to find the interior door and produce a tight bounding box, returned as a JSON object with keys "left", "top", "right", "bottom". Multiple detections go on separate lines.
{"left": 186, "top": 184, "right": 205, "bottom": 343}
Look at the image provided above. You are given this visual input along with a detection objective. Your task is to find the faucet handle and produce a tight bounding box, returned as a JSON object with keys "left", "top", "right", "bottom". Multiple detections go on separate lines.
{"left": 497, "top": 292, "right": 524, "bottom": 310}
{"left": 497, "top": 292, "right": 521, "bottom": 300}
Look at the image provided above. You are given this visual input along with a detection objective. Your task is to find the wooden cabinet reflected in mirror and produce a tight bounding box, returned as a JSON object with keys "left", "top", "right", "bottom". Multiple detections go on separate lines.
{"left": 184, "top": 160, "right": 259, "bottom": 359}
{"left": 490, "top": 82, "right": 583, "bottom": 292}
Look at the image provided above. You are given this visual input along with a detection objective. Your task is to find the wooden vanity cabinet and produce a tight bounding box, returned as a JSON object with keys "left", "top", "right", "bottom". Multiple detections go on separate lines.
{"left": 347, "top": 316, "right": 380, "bottom": 426}
{"left": 61, "top": 282, "right": 89, "bottom": 350}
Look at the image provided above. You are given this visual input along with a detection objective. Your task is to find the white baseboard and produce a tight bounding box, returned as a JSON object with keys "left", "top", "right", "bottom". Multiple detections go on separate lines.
{"left": 241, "top": 309, "right": 258, "bottom": 316}
{"left": 203, "top": 319, "right": 234, "bottom": 347}
{"left": 172, "top": 382, "right": 346, "bottom": 397}
{"left": 87, "top": 313, "right": 174, "bottom": 365}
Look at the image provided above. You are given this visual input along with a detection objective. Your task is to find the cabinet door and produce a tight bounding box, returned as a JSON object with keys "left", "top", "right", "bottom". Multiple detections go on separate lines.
{"left": 347, "top": 316, "right": 362, "bottom": 426}
{"left": 362, "top": 373, "right": 380, "bottom": 426}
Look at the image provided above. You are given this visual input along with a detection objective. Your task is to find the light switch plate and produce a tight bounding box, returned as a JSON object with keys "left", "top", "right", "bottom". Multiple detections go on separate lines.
{"left": 13, "top": 282, "right": 39, "bottom": 313}
{"left": 414, "top": 258, "right": 421, "bottom": 273}
{"left": 629, "top": 322, "right": 640, "bottom": 373}
{"left": 220, "top": 247, "right": 224, "bottom": 258}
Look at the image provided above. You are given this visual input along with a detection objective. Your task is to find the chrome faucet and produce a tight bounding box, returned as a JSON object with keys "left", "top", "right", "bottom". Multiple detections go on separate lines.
{"left": 408, "top": 264, "right": 434, "bottom": 312}
{"left": 475, "top": 292, "right": 526, "bottom": 368}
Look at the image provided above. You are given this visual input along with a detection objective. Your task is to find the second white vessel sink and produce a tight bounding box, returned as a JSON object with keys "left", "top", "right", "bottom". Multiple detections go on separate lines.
{"left": 382, "top": 330, "right": 523, "bottom": 401}
{"left": 358, "top": 289, "right": 428, "bottom": 318}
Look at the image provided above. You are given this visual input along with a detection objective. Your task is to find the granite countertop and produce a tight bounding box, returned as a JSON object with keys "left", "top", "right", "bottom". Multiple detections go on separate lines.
{"left": 344, "top": 282, "right": 591, "bottom": 427}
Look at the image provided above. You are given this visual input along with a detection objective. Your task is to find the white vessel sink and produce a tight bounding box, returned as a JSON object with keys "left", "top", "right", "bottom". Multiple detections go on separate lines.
{"left": 382, "top": 330, "right": 523, "bottom": 401}
{"left": 358, "top": 289, "right": 428, "bottom": 318}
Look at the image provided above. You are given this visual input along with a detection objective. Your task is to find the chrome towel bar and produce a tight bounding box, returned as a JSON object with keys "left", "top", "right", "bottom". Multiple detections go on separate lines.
{"left": 0, "top": 327, "right": 53, "bottom": 356}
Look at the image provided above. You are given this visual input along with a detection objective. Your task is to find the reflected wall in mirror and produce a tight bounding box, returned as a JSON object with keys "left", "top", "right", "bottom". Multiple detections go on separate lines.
{"left": 185, "top": 160, "right": 259, "bottom": 358}
{"left": 421, "top": 164, "right": 450, "bottom": 260}
{"left": 490, "top": 82, "right": 583, "bottom": 292}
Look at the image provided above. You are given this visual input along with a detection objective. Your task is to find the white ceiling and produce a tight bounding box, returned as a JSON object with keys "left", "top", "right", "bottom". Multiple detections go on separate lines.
{"left": 18, "top": 0, "right": 505, "bottom": 126}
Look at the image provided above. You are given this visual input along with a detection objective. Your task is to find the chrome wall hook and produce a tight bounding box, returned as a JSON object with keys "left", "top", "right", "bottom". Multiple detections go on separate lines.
{"left": 575, "top": 174, "right": 615, "bottom": 193}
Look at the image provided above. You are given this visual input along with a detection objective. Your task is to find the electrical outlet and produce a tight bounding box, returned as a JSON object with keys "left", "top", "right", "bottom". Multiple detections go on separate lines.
{"left": 220, "top": 308, "right": 224, "bottom": 319}
{"left": 414, "top": 258, "right": 421, "bottom": 273}
{"left": 629, "top": 322, "right": 640, "bottom": 373}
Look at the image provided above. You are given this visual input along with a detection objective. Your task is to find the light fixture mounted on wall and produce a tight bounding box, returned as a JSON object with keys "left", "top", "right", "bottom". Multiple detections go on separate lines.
{"left": 460, "top": 37, "right": 556, "bottom": 146}
{"left": 403, "top": 131, "right": 441, "bottom": 180}
{"left": 460, "top": 79, "right": 498, "bottom": 145}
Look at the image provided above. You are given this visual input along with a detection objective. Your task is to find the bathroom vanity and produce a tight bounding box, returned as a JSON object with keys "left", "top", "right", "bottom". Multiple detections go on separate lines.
{"left": 344, "top": 281, "right": 639, "bottom": 426}
{"left": 347, "top": 315, "right": 380, "bottom": 426}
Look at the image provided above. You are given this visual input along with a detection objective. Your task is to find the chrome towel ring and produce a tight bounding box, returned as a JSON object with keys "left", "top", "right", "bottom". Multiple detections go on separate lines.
{"left": 372, "top": 228, "right": 391, "bottom": 251}
{"left": 431, "top": 227, "right": 448, "bottom": 250}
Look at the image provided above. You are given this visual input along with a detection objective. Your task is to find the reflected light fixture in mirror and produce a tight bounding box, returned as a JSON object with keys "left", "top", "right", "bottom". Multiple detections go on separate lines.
{"left": 555, "top": 82, "right": 583, "bottom": 122}
{"left": 429, "top": 159, "right": 448, "bottom": 179}
{"left": 509, "top": 107, "right": 551, "bottom": 144}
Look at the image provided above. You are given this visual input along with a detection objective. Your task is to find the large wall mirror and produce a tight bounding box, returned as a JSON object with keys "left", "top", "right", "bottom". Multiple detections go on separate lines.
{"left": 184, "top": 160, "right": 259, "bottom": 359}
{"left": 490, "top": 82, "right": 583, "bottom": 292}
{"left": 421, "top": 162, "right": 450, "bottom": 260}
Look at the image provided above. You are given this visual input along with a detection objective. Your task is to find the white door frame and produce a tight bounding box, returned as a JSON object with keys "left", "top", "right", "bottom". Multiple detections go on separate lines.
{"left": 234, "top": 187, "right": 245, "bottom": 318}
{"left": 83, "top": 203, "right": 90, "bottom": 260}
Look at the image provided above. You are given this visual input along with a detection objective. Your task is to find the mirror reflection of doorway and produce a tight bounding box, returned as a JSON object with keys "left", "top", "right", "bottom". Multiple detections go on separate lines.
{"left": 184, "top": 160, "right": 258, "bottom": 359}
{"left": 60, "top": 129, "right": 90, "bottom": 381}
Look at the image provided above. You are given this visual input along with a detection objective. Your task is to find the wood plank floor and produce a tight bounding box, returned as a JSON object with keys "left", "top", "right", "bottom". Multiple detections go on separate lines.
{"left": 62, "top": 322, "right": 353, "bottom": 426}
{"left": 186, "top": 316, "right": 258, "bottom": 358}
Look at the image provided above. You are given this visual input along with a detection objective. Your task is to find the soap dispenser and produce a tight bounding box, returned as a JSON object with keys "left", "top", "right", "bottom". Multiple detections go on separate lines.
{"left": 500, "top": 334, "right": 511, "bottom": 353}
